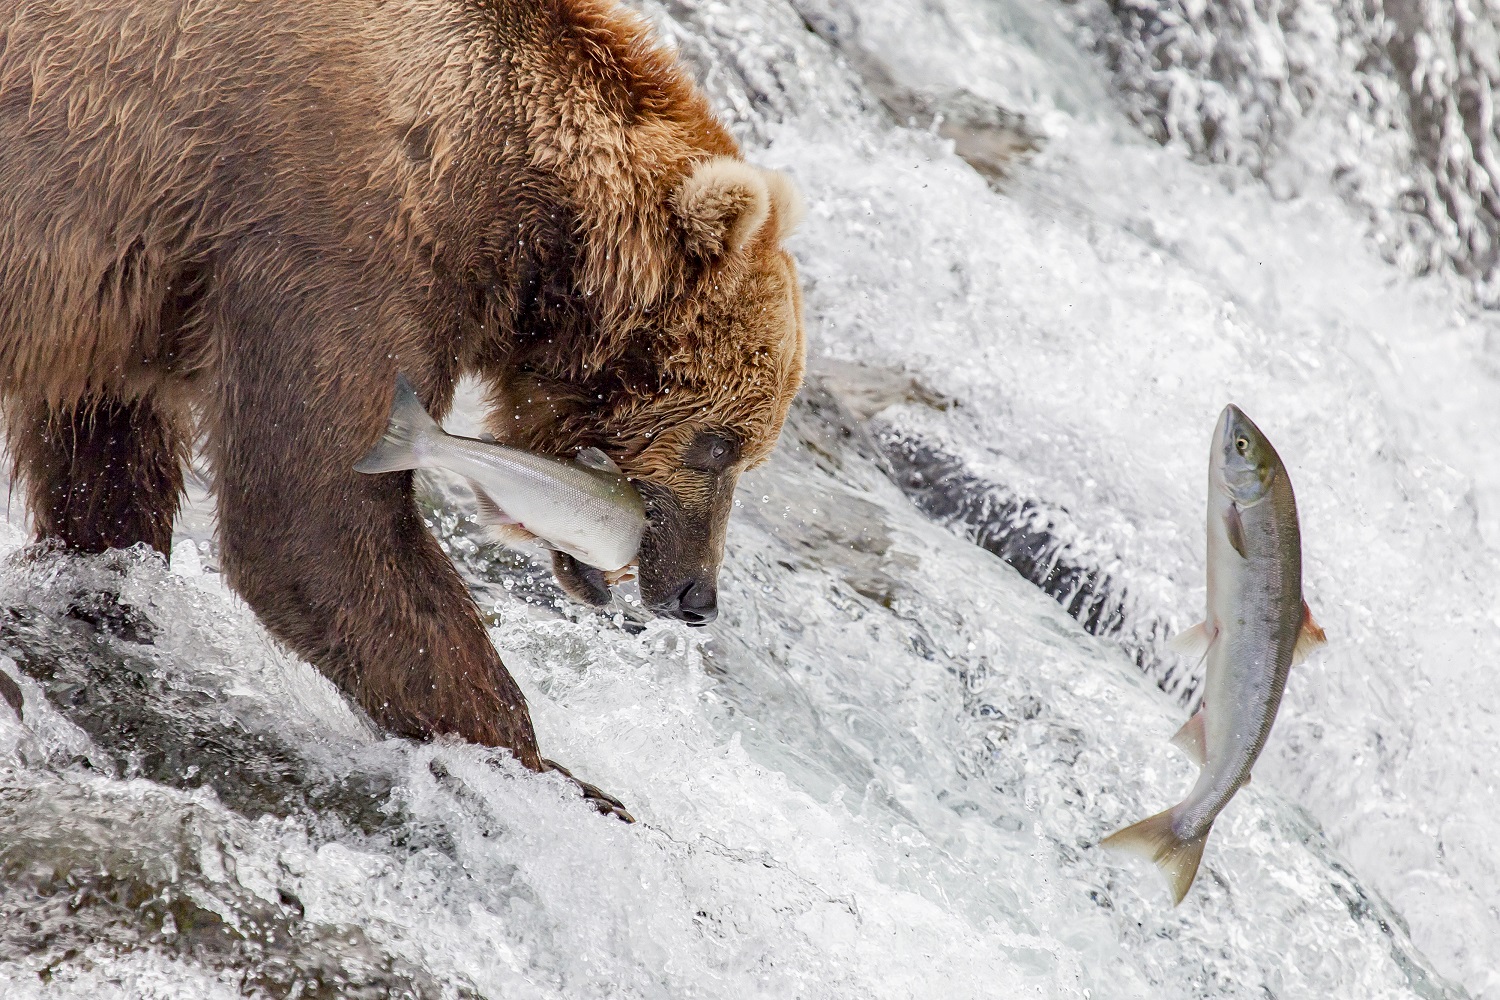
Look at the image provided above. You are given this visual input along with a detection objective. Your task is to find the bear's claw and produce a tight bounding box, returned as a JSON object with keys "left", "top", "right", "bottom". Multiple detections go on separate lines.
{"left": 541, "top": 758, "right": 635, "bottom": 823}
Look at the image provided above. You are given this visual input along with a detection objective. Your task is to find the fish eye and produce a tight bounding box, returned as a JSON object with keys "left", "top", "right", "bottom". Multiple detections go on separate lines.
{"left": 1235, "top": 436, "right": 1250, "bottom": 455}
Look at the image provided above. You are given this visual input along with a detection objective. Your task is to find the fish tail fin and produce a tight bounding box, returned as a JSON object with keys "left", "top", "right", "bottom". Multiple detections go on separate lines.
{"left": 1100, "top": 808, "right": 1210, "bottom": 906}
{"left": 354, "top": 374, "right": 444, "bottom": 474}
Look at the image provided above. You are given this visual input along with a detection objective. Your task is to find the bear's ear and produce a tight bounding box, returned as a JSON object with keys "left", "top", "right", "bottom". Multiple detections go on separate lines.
{"left": 670, "top": 157, "right": 771, "bottom": 263}
{"left": 764, "top": 169, "right": 805, "bottom": 240}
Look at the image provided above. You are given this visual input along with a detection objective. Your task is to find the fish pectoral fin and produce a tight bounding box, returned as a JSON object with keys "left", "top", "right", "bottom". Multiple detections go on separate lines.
{"left": 1166, "top": 621, "right": 1215, "bottom": 661}
{"left": 1100, "top": 808, "right": 1211, "bottom": 906}
{"left": 575, "top": 446, "right": 622, "bottom": 474}
{"left": 486, "top": 522, "right": 539, "bottom": 548}
{"left": 603, "top": 564, "right": 637, "bottom": 586}
{"left": 467, "top": 480, "right": 519, "bottom": 526}
{"left": 1291, "top": 601, "right": 1328, "bottom": 666}
{"left": 1170, "top": 709, "right": 1208, "bottom": 768}
{"left": 1223, "top": 502, "right": 1248, "bottom": 558}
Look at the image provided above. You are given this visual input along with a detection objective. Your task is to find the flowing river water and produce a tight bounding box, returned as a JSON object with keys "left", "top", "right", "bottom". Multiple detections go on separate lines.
{"left": 3, "top": 0, "right": 1500, "bottom": 996}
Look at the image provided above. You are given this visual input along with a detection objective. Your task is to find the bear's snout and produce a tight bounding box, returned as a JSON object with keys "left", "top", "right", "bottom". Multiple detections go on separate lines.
{"left": 665, "top": 576, "right": 718, "bottom": 626}
{"left": 641, "top": 565, "right": 721, "bottom": 627}
{"left": 633, "top": 480, "right": 731, "bottom": 625}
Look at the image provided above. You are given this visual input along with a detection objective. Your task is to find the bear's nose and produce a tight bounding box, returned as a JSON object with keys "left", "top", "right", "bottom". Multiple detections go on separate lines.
{"left": 672, "top": 579, "right": 718, "bottom": 626}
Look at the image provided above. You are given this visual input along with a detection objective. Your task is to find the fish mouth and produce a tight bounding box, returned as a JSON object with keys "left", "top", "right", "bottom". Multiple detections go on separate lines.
{"left": 1216, "top": 404, "right": 1247, "bottom": 451}
{"left": 1210, "top": 405, "right": 1236, "bottom": 484}
{"left": 1220, "top": 403, "right": 1269, "bottom": 450}
{"left": 1215, "top": 403, "right": 1261, "bottom": 469}
{"left": 1214, "top": 404, "right": 1279, "bottom": 503}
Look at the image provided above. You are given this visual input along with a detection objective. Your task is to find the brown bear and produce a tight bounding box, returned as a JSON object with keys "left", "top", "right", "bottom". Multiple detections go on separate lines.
{"left": 0, "top": 0, "right": 805, "bottom": 776}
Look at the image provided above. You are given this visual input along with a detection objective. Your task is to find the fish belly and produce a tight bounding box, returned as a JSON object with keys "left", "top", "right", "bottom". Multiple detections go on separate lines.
{"left": 1187, "top": 555, "right": 1275, "bottom": 825}
{"left": 425, "top": 439, "right": 641, "bottom": 571}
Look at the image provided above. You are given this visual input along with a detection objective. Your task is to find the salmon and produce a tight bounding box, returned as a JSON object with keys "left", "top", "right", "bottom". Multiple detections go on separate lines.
{"left": 356, "top": 375, "right": 645, "bottom": 572}
{"left": 1102, "top": 404, "right": 1325, "bottom": 904}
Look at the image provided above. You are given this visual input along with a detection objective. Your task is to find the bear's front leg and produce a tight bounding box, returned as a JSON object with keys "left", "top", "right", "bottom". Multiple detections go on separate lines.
{"left": 550, "top": 551, "right": 613, "bottom": 607}
{"left": 210, "top": 372, "right": 543, "bottom": 769}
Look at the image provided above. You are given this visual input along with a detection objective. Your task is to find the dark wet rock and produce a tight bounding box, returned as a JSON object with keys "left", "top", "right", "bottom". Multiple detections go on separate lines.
{"left": 808, "top": 358, "right": 953, "bottom": 423}
{"left": 864, "top": 78, "right": 1043, "bottom": 182}
{"left": 868, "top": 428, "right": 1199, "bottom": 703}
{"left": 0, "top": 667, "right": 22, "bottom": 719}
{"left": 626, "top": 0, "right": 880, "bottom": 143}
{"left": 64, "top": 588, "right": 158, "bottom": 645}
{"left": 0, "top": 779, "right": 467, "bottom": 1000}
{"left": 801, "top": 359, "right": 1197, "bottom": 703}
{"left": 0, "top": 570, "right": 403, "bottom": 835}
{"left": 789, "top": 0, "right": 1043, "bottom": 180}
{"left": 1057, "top": 0, "right": 1500, "bottom": 305}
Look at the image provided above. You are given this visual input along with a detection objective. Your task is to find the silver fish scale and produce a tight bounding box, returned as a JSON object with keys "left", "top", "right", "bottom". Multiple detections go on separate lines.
{"left": 429, "top": 436, "right": 644, "bottom": 570}
{"left": 1179, "top": 471, "right": 1304, "bottom": 840}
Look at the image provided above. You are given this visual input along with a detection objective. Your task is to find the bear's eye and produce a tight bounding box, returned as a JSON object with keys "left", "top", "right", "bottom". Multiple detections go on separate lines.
{"left": 684, "top": 431, "right": 740, "bottom": 472}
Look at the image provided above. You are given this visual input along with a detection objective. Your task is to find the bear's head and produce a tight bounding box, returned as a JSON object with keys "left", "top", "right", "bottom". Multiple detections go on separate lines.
{"left": 488, "top": 156, "right": 805, "bottom": 625}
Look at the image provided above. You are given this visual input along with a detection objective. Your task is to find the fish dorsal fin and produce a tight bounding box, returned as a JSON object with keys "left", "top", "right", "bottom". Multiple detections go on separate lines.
{"left": 1170, "top": 708, "right": 1207, "bottom": 769}
{"left": 1291, "top": 602, "right": 1327, "bottom": 666}
{"left": 1166, "top": 621, "right": 1214, "bottom": 662}
{"left": 467, "top": 480, "right": 518, "bottom": 526}
{"left": 575, "top": 446, "right": 621, "bottom": 474}
{"left": 1223, "top": 502, "right": 1248, "bottom": 558}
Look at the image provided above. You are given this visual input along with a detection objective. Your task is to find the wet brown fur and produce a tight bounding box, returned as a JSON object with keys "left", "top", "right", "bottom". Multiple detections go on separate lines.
{"left": 0, "top": 0, "right": 805, "bottom": 767}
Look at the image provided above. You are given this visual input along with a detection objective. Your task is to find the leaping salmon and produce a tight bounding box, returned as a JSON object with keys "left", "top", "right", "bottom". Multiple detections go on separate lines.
{"left": 1102, "top": 404, "right": 1326, "bottom": 904}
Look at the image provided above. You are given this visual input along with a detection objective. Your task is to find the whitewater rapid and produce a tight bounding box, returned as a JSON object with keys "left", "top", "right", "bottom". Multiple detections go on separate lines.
{"left": 3, "top": 0, "right": 1499, "bottom": 997}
